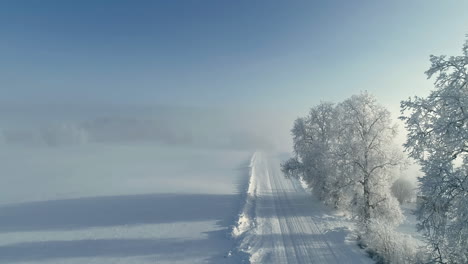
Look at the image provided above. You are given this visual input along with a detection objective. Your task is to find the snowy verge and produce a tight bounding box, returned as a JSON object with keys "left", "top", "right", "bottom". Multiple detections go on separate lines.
{"left": 231, "top": 152, "right": 258, "bottom": 238}
{"left": 360, "top": 220, "right": 426, "bottom": 263}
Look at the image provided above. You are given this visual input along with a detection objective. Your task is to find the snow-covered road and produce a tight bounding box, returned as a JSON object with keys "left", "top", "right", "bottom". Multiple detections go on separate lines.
{"left": 233, "top": 152, "right": 373, "bottom": 264}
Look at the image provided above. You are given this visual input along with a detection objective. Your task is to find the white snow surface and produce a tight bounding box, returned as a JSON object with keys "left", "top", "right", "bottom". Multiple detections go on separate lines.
{"left": 233, "top": 152, "right": 373, "bottom": 264}
{"left": 0, "top": 143, "right": 250, "bottom": 264}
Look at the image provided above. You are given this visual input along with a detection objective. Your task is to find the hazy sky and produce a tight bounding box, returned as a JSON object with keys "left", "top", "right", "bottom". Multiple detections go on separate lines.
{"left": 1, "top": 0, "right": 467, "bottom": 114}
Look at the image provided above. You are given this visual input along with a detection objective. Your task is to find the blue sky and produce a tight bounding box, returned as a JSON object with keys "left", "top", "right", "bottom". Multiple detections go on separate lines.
{"left": 0, "top": 0, "right": 467, "bottom": 114}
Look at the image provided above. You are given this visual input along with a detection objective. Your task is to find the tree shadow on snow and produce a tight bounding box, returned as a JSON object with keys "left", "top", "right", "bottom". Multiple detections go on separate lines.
{"left": 0, "top": 193, "right": 239, "bottom": 233}
{"left": 0, "top": 229, "right": 236, "bottom": 263}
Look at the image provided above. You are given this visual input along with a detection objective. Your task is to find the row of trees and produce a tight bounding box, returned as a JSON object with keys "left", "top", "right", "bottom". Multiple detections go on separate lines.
{"left": 281, "top": 92, "right": 404, "bottom": 230}
{"left": 283, "top": 38, "right": 468, "bottom": 263}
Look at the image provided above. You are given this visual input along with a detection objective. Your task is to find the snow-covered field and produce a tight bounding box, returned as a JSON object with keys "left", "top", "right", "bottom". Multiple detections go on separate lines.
{"left": 0, "top": 143, "right": 251, "bottom": 264}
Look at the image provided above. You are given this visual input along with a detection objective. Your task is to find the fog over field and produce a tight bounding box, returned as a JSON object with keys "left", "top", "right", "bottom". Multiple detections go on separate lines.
{"left": 0, "top": 104, "right": 294, "bottom": 150}
{"left": 0, "top": 103, "right": 297, "bottom": 202}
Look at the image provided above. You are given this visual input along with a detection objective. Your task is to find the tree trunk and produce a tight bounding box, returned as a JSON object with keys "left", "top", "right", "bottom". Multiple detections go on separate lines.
{"left": 363, "top": 175, "right": 371, "bottom": 229}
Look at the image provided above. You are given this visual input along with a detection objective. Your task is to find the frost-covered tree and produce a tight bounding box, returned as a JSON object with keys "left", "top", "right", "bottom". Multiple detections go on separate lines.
{"left": 337, "top": 93, "right": 403, "bottom": 228}
{"left": 401, "top": 39, "right": 468, "bottom": 263}
{"left": 391, "top": 177, "right": 416, "bottom": 204}
{"left": 282, "top": 102, "right": 343, "bottom": 206}
{"left": 282, "top": 93, "right": 403, "bottom": 229}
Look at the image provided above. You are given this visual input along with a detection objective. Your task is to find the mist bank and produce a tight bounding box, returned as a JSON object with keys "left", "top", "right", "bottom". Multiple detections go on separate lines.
{"left": 0, "top": 104, "right": 293, "bottom": 151}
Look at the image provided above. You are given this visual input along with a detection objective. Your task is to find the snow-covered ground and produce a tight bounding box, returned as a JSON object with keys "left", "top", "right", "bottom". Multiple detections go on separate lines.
{"left": 397, "top": 203, "right": 424, "bottom": 244}
{"left": 0, "top": 144, "right": 379, "bottom": 263}
{"left": 232, "top": 152, "right": 373, "bottom": 263}
{"left": 0, "top": 143, "right": 251, "bottom": 264}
